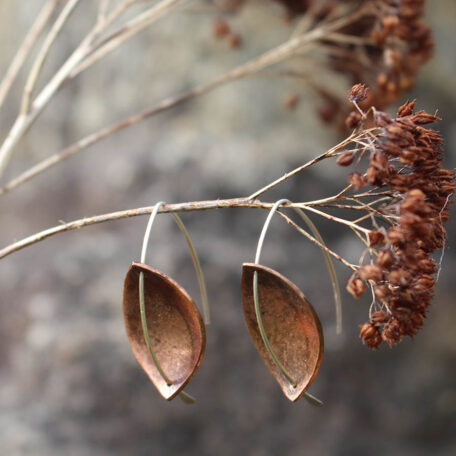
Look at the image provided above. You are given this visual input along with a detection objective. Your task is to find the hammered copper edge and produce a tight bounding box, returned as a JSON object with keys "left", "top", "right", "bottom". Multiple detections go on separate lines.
{"left": 241, "top": 263, "right": 324, "bottom": 402}
{"left": 123, "top": 262, "right": 206, "bottom": 400}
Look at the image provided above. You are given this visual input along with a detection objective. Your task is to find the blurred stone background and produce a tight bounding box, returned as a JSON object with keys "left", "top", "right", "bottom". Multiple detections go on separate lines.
{"left": 0, "top": 1, "right": 455, "bottom": 455}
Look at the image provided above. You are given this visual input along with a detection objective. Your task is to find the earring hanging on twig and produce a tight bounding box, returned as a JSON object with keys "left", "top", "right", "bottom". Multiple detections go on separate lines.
{"left": 122, "top": 202, "right": 209, "bottom": 404}
{"left": 241, "top": 199, "right": 324, "bottom": 404}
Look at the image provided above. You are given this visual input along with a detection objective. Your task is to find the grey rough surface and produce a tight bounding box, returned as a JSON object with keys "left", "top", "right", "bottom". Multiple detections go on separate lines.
{"left": 0, "top": 1, "right": 455, "bottom": 455}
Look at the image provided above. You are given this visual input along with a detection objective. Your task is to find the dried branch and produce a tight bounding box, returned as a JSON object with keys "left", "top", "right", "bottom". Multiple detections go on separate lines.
{"left": 0, "top": 197, "right": 356, "bottom": 272}
{"left": 70, "top": 0, "right": 182, "bottom": 78}
{"left": 21, "top": 0, "right": 82, "bottom": 115}
{"left": 0, "top": 199, "right": 268, "bottom": 259}
{"left": 0, "top": 5, "right": 371, "bottom": 193}
{"left": 0, "top": 0, "right": 59, "bottom": 112}
{"left": 0, "top": 0, "right": 183, "bottom": 177}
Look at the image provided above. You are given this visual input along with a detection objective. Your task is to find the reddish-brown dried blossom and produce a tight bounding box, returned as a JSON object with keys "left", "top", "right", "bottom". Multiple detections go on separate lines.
{"left": 292, "top": 0, "right": 433, "bottom": 126}
{"left": 347, "top": 274, "right": 365, "bottom": 298}
{"left": 349, "top": 84, "right": 369, "bottom": 104}
{"left": 342, "top": 95, "right": 454, "bottom": 348}
{"left": 348, "top": 171, "right": 366, "bottom": 190}
{"left": 337, "top": 150, "right": 355, "bottom": 167}
{"left": 213, "top": 19, "right": 231, "bottom": 38}
{"left": 358, "top": 264, "right": 383, "bottom": 283}
{"left": 345, "top": 111, "right": 362, "bottom": 129}
{"left": 359, "top": 322, "right": 382, "bottom": 349}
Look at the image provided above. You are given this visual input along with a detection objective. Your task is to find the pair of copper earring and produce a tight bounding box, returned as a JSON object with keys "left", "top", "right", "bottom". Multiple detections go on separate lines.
{"left": 122, "top": 200, "right": 324, "bottom": 405}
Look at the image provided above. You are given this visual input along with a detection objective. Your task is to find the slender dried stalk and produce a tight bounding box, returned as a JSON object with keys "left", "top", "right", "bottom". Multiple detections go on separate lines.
{"left": 0, "top": 2, "right": 370, "bottom": 184}
{"left": 21, "top": 0, "right": 82, "bottom": 115}
{"left": 0, "top": 0, "right": 183, "bottom": 177}
{"left": 0, "top": 198, "right": 353, "bottom": 267}
{"left": 70, "top": 0, "right": 182, "bottom": 78}
{"left": 0, "top": 0, "right": 59, "bottom": 112}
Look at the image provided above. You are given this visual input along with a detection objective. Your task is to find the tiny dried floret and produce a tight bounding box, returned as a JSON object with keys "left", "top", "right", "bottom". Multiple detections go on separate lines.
{"left": 346, "top": 274, "right": 365, "bottom": 299}
{"left": 336, "top": 150, "right": 355, "bottom": 167}
{"left": 348, "top": 84, "right": 369, "bottom": 104}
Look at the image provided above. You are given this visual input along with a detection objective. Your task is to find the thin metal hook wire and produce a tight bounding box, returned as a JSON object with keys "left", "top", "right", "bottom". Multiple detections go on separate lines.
{"left": 253, "top": 199, "right": 324, "bottom": 405}
{"left": 139, "top": 201, "right": 209, "bottom": 404}
{"left": 253, "top": 199, "right": 297, "bottom": 387}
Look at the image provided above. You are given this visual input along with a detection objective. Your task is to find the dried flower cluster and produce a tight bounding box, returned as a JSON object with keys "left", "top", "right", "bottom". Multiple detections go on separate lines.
{"left": 340, "top": 92, "right": 454, "bottom": 348}
{"left": 273, "top": 0, "right": 433, "bottom": 126}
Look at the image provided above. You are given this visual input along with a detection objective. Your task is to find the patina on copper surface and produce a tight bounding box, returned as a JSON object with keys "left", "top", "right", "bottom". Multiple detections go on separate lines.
{"left": 123, "top": 262, "right": 206, "bottom": 400}
{"left": 241, "top": 263, "right": 324, "bottom": 402}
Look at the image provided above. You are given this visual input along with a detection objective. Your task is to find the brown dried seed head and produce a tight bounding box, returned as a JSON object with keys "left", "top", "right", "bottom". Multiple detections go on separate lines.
{"left": 417, "top": 259, "right": 436, "bottom": 274}
{"left": 387, "top": 228, "right": 404, "bottom": 245}
{"left": 410, "top": 110, "right": 440, "bottom": 125}
{"left": 213, "top": 19, "right": 230, "bottom": 38}
{"left": 381, "top": 320, "right": 402, "bottom": 347}
{"left": 411, "top": 312, "right": 425, "bottom": 328}
{"left": 393, "top": 307, "right": 412, "bottom": 321}
{"left": 408, "top": 188, "right": 426, "bottom": 200}
{"left": 345, "top": 111, "right": 362, "bottom": 129}
{"left": 374, "top": 284, "right": 390, "bottom": 302}
{"left": 366, "top": 166, "right": 384, "bottom": 186}
{"left": 370, "top": 150, "right": 388, "bottom": 170}
{"left": 358, "top": 265, "right": 383, "bottom": 283}
{"left": 371, "top": 311, "right": 391, "bottom": 325}
{"left": 377, "top": 249, "right": 394, "bottom": 269}
{"left": 388, "top": 269, "right": 413, "bottom": 286}
{"left": 228, "top": 34, "right": 242, "bottom": 49}
{"left": 397, "top": 100, "right": 416, "bottom": 117}
{"left": 348, "top": 172, "right": 366, "bottom": 190}
{"left": 368, "top": 231, "right": 385, "bottom": 247}
{"left": 337, "top": 150, "right": 355, "bottom": 167}
{"left": 382, "top": 15, "right": 399, "bottom": 31}
{"left": 348, "top": 84, "right": 369, "bottom": 103}
{"left": 359, "top": 323, "right": 382, "bottom": 349}
{"left": 360, "top": 322, "right": 376, "bottom": 339}
{"left": 346, "top": 274, "right": 365, "bottom": 299}
{"left": 284, "top": 93, "right": 300, "bottom": 110}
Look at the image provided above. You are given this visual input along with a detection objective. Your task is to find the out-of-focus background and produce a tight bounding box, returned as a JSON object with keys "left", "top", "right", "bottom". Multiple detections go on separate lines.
{"left": 0, "top": 1, "right": 455, "bottom": 455}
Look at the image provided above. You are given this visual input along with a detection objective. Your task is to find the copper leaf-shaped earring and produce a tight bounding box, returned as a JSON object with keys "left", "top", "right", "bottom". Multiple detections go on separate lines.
{"left": 241, "top": 199, "right": 324, "bottom": 404}
{"left": 123, "top": 202, "right": 209, "bottom": 404}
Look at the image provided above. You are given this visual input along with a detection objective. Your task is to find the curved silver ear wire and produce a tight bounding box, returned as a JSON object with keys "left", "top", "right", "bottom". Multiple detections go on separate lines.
{"left": 253, "top": 199, "right": 323, "bottom": 406}
{"left": 253, "top": 199, "right": 296, "bottom": 386}
{"left": 141, "top": 202, "right": 210, "bottom": 324}
{"left": 139, "top": 201, "right": 209, "bottom": 404}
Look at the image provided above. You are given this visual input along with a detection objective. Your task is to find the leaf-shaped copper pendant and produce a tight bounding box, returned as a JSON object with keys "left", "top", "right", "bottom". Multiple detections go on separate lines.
{"left": 123, "top": 262, "right": 206, "bottom": 400}
{"left": 241, "top": 263, "right": 324, "bottom": 402}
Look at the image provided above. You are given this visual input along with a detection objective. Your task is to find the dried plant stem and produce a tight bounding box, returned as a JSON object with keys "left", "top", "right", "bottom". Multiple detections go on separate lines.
{"left": 0, "top": 0, "right": 59, "bottom": 112}
{"left": 275, "top": 211, "right": 357, "bottom": 271}
{"left": 0, "top": 3, "right": 370, "bottom": 188}
{"left": 294, "top": 208, "right": 343, "bottom": 334}
{"left": 0, "top": 74, "right": 244, "bottom": 195}
{"left": 0, "top": 0, "right": 182, "bottom": 177}
{"left": 0, "top": 45, "right": 87, "bottom": 177}
{"left": 0, "top": 198, "right": 353, "bottom": 267}
{"left": 21, "top": 0, "right": 82, "bottom": 116}
{"left": 248, "top": 133, "right": 360, "bottom": 200}
{"left": 70, "top": 0, "right": 183, "bottom": 78}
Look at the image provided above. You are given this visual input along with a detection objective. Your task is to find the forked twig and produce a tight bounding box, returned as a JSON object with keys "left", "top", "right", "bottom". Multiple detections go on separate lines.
{"left": 0, "top": 0, "right": 59, "bottom": 112}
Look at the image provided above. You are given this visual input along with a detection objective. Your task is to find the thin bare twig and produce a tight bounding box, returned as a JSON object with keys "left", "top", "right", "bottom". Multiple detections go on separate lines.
{"left": 70, "top": 0, "right": 182, "bottom": 78}
{"left": 276, "top": 211, "right": 357, "bottom": 271}
{"left": 0, "top": 197, "right": 357, "bottom": 272}
{"left": 0, "top": 0, "right": 59, "bottom": 112}
{"left": 0, "top": 198, "right": 276, "bottom": 259}
{"left": 0, "top": 0, "right": 182, "bottom": 178}
{"left": 21, "top": 0, "right": 82, "bottom": 115}
{"left": 248, "top": 128, "right": 379, "bottom": 200}
{"left": 0, "top": 2, "right": 370, "bottom": 184}
{"left": 0, "top": 7, "right": 372, "bottom": 195}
